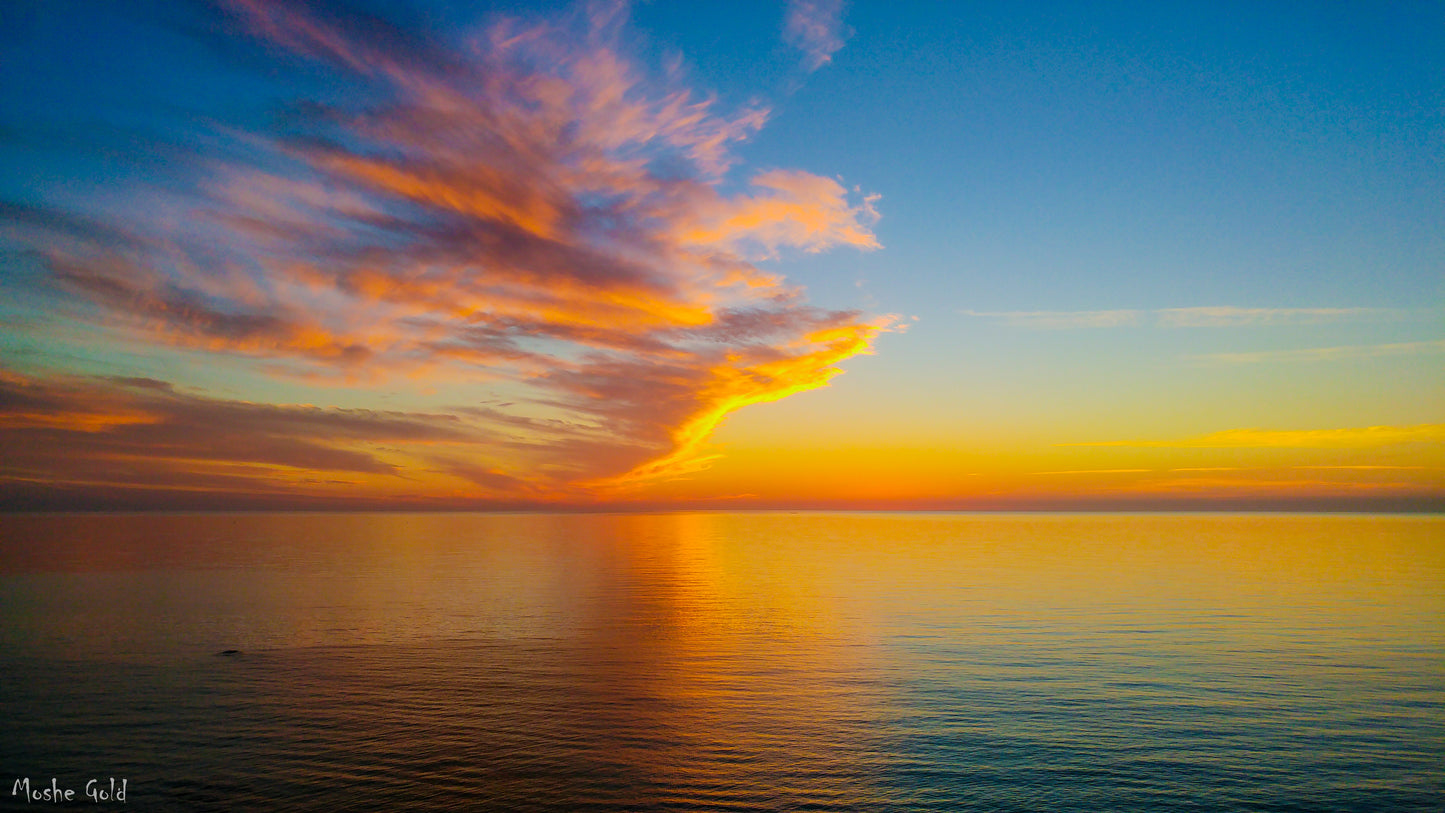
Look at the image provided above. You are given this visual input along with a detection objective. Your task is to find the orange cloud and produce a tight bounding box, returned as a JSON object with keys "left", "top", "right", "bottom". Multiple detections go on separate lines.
{"left": 676, "top": 170, "right": 882, "bottom": 257}
{"left": 601, "top": 313, "right": 898, "bottom": 487}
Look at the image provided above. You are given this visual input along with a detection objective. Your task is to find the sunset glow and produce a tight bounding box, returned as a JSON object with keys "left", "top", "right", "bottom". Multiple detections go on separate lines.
{"left": 1, "top": 0, "right": 1441, "bottom": 510}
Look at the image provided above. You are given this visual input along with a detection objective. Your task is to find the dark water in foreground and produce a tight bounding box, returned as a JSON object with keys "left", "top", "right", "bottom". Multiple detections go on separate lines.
{"left": 0, "top": 512, "right": 1441, "bottom": 811}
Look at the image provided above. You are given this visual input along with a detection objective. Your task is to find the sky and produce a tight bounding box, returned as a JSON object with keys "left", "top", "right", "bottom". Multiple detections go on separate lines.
{"left": 1, "top": 0, "right": 1441, "bottom": 511}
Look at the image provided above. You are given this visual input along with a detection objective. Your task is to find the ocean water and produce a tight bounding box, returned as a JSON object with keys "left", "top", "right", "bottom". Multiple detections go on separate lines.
{"left": 0, "top": 512, "right": 1440, "bottom": 811}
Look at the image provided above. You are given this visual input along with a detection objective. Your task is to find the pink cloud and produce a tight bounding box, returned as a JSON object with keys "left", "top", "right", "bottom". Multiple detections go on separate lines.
{"left": 784, "top": 0, "right": 849, "bottom": 72}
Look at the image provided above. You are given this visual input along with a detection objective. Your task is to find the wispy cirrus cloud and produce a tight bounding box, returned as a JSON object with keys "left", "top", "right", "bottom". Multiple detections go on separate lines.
{"left": 962, "top": 306, "right": 1401, "bottom": 329}
{"left": 959, "top": 309, "right": 1141, "bottom": 329}
{"left": 783, "top": 0, "right": 848, "bottom": 72}
{"left": 1063, "top": 424, "right": 1445, "bottom": 449}
{"left": 0, "top": 0, "right": 893, "bottom": 503}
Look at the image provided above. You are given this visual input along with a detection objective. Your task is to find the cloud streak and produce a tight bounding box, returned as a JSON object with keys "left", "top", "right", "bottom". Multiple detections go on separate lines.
{"left": 1, "top": 0, "right": 891, "bottom": 504}
{"left": 962, "top": 306, "right": 1401, "bottom": 329}
{"left": 1197, "top": 339, "right": 1445, "bottom": 364}
{"left": 1063, "top": 424, "right": 1445, "bottom": 449}
{"left": 1154, "top": 307, "right": 1390, "bottom": 327}
{"left": 0, "top": 368, "right": 497, "bottom": 500}
{"left": 959, "top": 309, "right": 1141, "bottom": 329}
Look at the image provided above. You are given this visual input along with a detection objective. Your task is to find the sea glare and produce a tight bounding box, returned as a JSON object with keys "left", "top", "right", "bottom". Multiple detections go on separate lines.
{"left": 0, "top": 512, "right": 1440, "bottom": 811}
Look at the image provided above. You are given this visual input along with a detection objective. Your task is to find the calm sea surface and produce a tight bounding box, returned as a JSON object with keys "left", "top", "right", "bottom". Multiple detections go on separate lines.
{"left": 0, "top": 512, "right": 1440, "bottom": 811}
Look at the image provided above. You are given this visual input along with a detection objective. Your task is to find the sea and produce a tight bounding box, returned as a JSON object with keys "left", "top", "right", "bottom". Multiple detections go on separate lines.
{"left": 0, "top": 512, "right": 1440, "bottom": 811}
